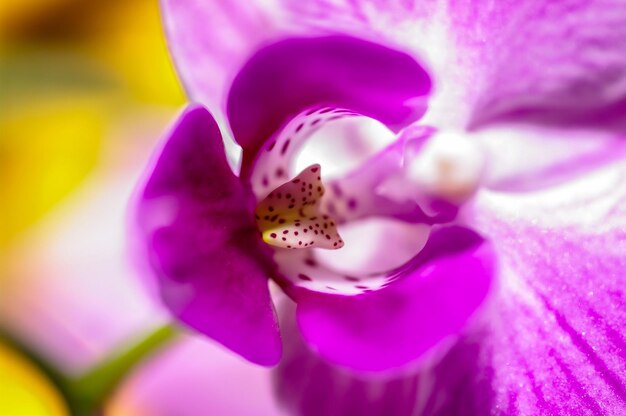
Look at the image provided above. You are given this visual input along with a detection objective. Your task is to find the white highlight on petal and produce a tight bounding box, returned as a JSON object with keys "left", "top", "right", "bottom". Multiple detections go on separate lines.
{"left": 470, "top": 123, "right": 625, "bottom": 192}
{"left": 294, "top": 116, "right": 396, "bottom": 179}
{"left": 272, "top": 217, "right": 432, "bottom": 296}
{"left": 139, "top": 196, "right": 179, "bottom": 230}
{"left": 361, "top": 1, "right": 467, "bottom": 128}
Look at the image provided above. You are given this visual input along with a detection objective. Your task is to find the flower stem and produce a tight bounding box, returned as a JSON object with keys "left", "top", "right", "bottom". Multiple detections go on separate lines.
{"left": 0, "top": 327, "right": 72, "bottom": 403}
{"left": 1, "top": 323, "right": 180, "bottom": 415}
{"left": 68, "top": 323, "right": 180, "bottom": 415}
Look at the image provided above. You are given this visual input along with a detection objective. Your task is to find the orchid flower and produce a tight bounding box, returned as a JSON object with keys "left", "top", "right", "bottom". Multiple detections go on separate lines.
{"left": 136, "top": 1, "right": 626, "bottom": 414}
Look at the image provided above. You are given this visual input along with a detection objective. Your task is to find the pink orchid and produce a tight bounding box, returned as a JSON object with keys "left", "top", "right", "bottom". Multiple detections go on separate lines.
{"left": 136, "top": 1, "right": 626, "bottom": 414}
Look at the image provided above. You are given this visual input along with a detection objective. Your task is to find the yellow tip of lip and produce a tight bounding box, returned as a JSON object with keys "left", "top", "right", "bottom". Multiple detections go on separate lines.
{"left": 256, "top": 164, "right": 344, "bottom": 250}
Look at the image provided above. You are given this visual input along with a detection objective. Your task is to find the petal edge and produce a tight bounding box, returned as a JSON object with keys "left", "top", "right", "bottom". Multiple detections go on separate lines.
{"left": 138, "top": 105, "right": 282, "bottom": 366}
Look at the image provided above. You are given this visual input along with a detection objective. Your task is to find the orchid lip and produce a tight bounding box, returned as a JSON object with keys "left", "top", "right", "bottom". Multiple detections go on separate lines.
{"left": 255, "top": 164, "right": 345, "bottom": 250}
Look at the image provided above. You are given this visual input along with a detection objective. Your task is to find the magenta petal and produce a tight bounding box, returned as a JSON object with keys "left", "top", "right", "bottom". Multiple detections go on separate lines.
{"left": 161, "top": 1, "right": 278, "bottom": 113}
{"left": 468, "top": 164, "right": 626, "bottom": 414}
{"left": 275, "top": 299, "right": 423, "bottom": 416}
{"left": 163, "top": 1, "right": 626, "bottom": 128}
{"left": 227, "top": 36, "right": 432, "bottom": 176}
{"left": 276, "top": 298, "right": 494, "bottom": 416}
{"left": 296, "top": 226, "right": 495, "bottom": 372}
{"left": 138, "top": 105, "right": 281, "bottom": 366}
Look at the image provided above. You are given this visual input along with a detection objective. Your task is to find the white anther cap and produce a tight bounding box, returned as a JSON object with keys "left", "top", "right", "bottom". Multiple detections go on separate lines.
{"left": 404, "top": 130, "right": 485, "bottom": 204}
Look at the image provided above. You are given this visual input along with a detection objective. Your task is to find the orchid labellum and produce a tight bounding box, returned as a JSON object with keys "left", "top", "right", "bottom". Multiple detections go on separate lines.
{"left": 136, "top": 1, "right": 626, "bottom": 414}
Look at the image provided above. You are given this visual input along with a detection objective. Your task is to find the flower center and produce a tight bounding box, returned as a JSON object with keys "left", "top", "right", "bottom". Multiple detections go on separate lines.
{"left": 255, "top": 164, "right": 344, "bottom": 250}
{"left": 247, "top": 106, "right": 485, "bottom": 295}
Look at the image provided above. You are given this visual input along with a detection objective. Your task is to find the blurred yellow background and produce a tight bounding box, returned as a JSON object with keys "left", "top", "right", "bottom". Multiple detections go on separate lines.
{"left": 0, "top": 0, "right": 184, "bottom": 253}
{"left": 1, "top": 1, "right": 185, "bottom": 413}
{"left": 0, "top": 341, "right": 67, "bottom": 415}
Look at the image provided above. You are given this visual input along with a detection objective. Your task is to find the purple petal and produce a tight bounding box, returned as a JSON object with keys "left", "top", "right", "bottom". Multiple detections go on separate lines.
{"left": 228, "top": 36, "right": 432, "bottom": 176}
{"left": 161, "top": 1, "right": 279, "bottom": 114}
{"left": 295, "top": 226, "right": 495, "bottom": 372}
{"left": 163, "top": 1, "right": 626, "bottom": 128}
{"left": 275, "top": 295, "right": 499, "bottom": 416}
{"left": 442, "top": 0, "right": 626, "bottom": 126}
{"left": 465, "top": 160, "right": 626, "bottom": 413}
{"left": 138, "top": 105, "right": 281, "bottom": 366}
{"left": 274, "top": 299, "right": 423, "bottom": 416}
